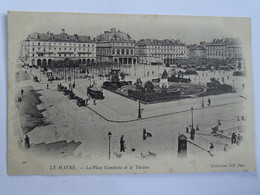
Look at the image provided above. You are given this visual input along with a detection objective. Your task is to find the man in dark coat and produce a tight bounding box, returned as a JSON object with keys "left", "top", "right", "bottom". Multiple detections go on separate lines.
{"left": 231, "top": 132, "right": 237, "bottom": 144}
{"left": 208, "top": 98, "right": 211, "bottom": 106}
{"left": 120, "top": 135, "right": 126, "bottom": 152}
{"left": 190, "top": 128, "right": 195, "bottom": 140}
{"left": 143, "top": 128, "right": 147, "bottom": 140}
{"left": 21, "top": 89, "right": 24, "bottom": 97}
{"left": 24, "top": 135, "right": 30, "bottom": 149}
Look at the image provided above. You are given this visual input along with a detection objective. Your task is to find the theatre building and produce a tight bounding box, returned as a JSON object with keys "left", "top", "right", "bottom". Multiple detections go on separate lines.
{"left": 95, "top": 28, "right": 137, "bottom": 64}
{"left": 21, "top": 29, "right": 96, "bottom": 67}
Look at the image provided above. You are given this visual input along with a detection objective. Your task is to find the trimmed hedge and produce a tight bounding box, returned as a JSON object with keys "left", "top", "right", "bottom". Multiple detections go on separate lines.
{"left": 128, "top": 89, "right": 180, "bottom": 102}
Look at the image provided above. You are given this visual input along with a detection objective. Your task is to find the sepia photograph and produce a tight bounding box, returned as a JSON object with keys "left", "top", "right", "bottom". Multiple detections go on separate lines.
{"left": 8, "top": 11, "right": 255, "bottom": 175}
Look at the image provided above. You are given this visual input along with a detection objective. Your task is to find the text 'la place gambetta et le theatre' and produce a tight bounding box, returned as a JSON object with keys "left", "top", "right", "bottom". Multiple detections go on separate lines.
{"left": 20, "top": 28, "right": 243, "bottom": 68}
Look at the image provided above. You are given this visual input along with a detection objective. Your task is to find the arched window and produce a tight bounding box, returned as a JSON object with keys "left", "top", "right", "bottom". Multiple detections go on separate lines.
{"left": 112, "top": 49, "right": 115, "bottom": 55}
{"left": 117, "top": 49, "right": 120, "bottom": 55}
{"left": 126, "top": 49, "right": 129, "bottom": 55}
{"left": 131, "top": 49, "right": 133, "bottom": 55}
{"left": 122, "top": 49, "right": 125, "bottom": 55}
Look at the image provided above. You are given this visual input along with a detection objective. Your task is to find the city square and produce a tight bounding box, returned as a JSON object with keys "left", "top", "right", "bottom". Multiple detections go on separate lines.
{"left": 8, "top": 12, "right": 255, "bottom": 176}
{"left": 15, "top": 61, "right": 247, "bottom": 161}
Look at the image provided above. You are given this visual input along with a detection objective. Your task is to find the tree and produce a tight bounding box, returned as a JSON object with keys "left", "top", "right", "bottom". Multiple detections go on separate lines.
{"left": 144, "top": 80, "right": 154, "bottom": 93}
{"left": 135, "top": 78, "right": 143, "bottom": 91}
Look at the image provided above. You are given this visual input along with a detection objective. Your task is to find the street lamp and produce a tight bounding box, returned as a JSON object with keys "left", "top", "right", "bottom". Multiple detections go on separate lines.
{"left": 138, "top": 100, "right": 142, "bottom": 119}
{"left": 191, "top": 107, "right": 194, "bottom": 130}
{"left": 108, "top": 131, "right": 112, "bottom": 159}
{"left": 201, "top": 95, "right": 204, "bottom": 107}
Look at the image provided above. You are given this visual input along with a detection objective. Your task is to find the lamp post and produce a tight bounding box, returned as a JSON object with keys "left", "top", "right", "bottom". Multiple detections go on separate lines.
{"left": 108, "top": 131, "right": 112, "bottom": 159}
{"left": 138, "top": 100, "right": 142, "bottom": 119}
{"left": 191, "top": 107, "right": 194, "bottom": 130}
{"left": 202, "top": 95, "right": 204, "bottom": 107}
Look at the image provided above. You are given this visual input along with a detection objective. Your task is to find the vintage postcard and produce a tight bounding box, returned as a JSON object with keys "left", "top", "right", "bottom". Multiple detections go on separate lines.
{"left": 8, "top": 11, "right": 255, "bottom": 175}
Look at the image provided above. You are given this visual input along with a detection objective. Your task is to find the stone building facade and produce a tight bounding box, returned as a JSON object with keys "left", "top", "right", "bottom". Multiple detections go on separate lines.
{"left": 22, "top": 29, "right": 96, "bottom": 67}
{"left": 95, "top": 28, "right": 137, "bottom": 65}
{"left": 206, "top": 38, "right": 242, "bottom": 60}
{"left": 136, "top": 39, "right": 188, "bottom": 65}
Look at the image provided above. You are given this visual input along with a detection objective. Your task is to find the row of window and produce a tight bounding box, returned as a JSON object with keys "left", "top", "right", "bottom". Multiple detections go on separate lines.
{"left": 29, "top": 42, "right": 95, "bottom": 47}
{"left": 32, "top": 53, "right": 94, "bottom": 57}
{"left": 146, "top": 46, "right": 186, "bottom": 49}
{"left": 97, "top": 48, "right": 134, "bottom": 55}
{"left": 32, "top": 47, "right": 95, "bottom": 52}
{"left": 99, "top": 43, "right": 134, "bottom": 46}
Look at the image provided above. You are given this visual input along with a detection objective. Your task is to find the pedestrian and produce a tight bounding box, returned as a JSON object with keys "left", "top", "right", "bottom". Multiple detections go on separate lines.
{"left": 186, "top": 126, "right": 189, "bottom": 133}
{"left": 208, "top": 98, "right": 211, "bottom": 106}
{"left": 85, "top": 98, "right": 88, "bottom": 106}
{"left": 231, "top": 132, "right": 237, "bottom": 144}
{"left": 21, "top": 89, "right": 24, "bottom": 97}
{"left": 143, "top": 128, "right": 147, "bottom": 140}
{"left": 93, "top": 98, "right": 96, "bottom": 105}
{"left": 120, "top": 135, "right": 126, "bottom": 152}
{"left": 209, "top": 143, "right": 214, "bottom": 150}
{"left": 242, "top": 83, "right": 245, "bottom": 89}
{"left": 47, "top": 84, "right": 49, "bottom": 89}
{"left": 190, "top": 128, "right": 195, "bottom": 140}
{"left": 24, "top": 135, "right": 30, "bottom": 149}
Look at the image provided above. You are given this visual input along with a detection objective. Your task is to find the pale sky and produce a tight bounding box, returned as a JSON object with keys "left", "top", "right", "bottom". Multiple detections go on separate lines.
{"left": 9, "top": 11, "right": 251, "bottom": 45}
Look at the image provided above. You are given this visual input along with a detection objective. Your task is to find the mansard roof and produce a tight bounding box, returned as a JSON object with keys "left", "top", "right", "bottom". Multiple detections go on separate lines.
{"left": 26, "top": 29, "right": 94, "bottom": 43}
{"left": 137, "top": 39, "right": 186, "bottom": 46}
{"left": 207, "top": 38, "right": 241, "bottom": 46}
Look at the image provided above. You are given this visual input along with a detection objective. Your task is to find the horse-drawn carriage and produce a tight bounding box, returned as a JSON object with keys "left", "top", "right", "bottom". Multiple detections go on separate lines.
{"left": 76, "top": 98, "right": 86, "bottom": 107}
{"left": 57, "top": 84, "right": 66, "bottom": 92}
{"left": 67, "top": 90, "right": 75, "bottom": 99}
{"left": 63, "top": 88, "right": 71, "bottom": 95}
{"left": 33, "top": 76, "right": 39, "bottom": 82}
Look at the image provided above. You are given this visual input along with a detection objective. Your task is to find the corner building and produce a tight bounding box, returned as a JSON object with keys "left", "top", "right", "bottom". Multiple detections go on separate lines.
{"left": 22, "top": 29, "right": 96, "bottom": 67}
